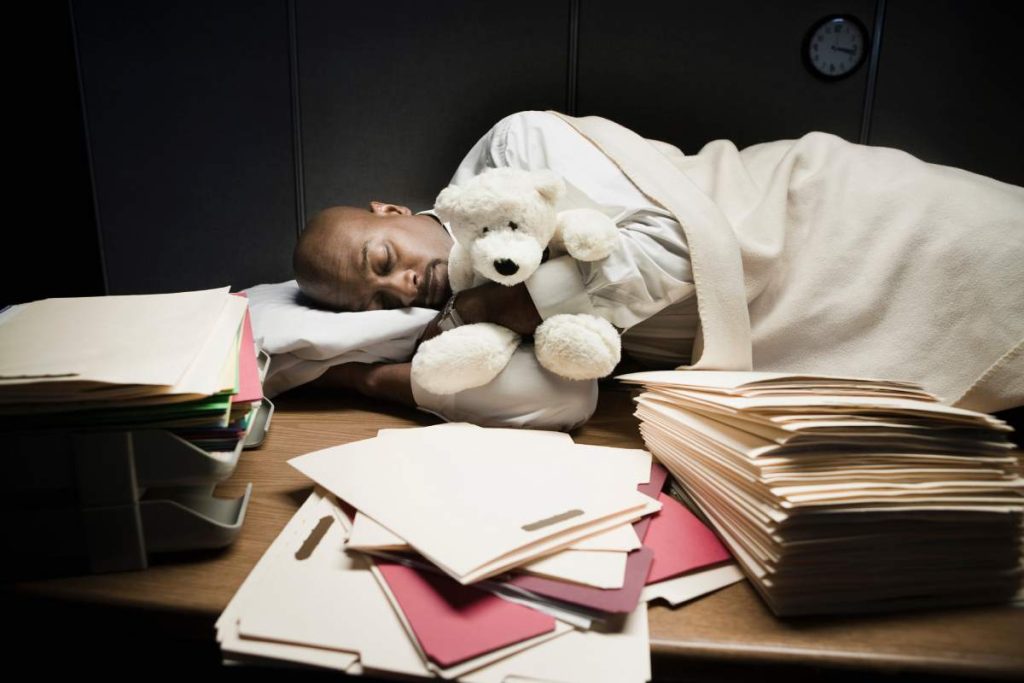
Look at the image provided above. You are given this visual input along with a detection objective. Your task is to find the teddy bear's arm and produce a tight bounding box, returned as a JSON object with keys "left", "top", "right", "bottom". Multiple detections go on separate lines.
{"left": 553, "top": 208, "right": 620, "bottom": 262}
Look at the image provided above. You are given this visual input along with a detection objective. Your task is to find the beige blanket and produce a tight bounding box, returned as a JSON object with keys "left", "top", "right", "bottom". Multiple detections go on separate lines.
{"left": 553, "top": 112, "right": 1024, "bottom": 412}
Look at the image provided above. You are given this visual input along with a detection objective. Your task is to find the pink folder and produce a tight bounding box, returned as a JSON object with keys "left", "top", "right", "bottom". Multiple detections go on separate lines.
{"left": 643, "top": 492, "right": 732, "bottom": 585}
{"left": 230, "top": 292, "right": 262, "bottom": 404}
{"left": 375, "top": 561, "right": 556, "bottom": 668}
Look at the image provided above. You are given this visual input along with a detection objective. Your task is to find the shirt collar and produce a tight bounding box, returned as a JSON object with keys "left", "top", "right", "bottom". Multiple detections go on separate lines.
{"left": 417, "top": 209, "right": 453, "bottom": 240}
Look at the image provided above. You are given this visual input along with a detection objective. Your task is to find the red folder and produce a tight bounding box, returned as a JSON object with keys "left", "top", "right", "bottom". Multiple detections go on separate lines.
{"left": 375, "top": 561, "right": 556, "bottom": 668}
{"left": 643, "top": 492, "right": 732, "bottom": 585}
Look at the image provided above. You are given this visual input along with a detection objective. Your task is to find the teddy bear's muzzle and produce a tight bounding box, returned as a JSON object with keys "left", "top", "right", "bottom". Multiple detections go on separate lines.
{"left": 470, "top": 230, "right": 545, "bottom": 285}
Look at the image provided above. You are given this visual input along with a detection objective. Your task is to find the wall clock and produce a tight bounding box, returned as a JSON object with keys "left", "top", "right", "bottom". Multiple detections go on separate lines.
{"left": 804, "top": 15, "right": 869, "bottom": 80}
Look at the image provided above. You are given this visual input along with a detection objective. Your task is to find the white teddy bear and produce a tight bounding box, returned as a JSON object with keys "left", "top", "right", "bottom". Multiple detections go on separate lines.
{"left": 411, "top": 167, "right": 622, "bottom": 395}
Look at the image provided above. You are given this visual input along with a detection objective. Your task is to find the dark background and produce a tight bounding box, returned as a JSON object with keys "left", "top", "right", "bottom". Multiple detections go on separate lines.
{"left": 6, "top": 0, "right": 1023, "bottom": 305}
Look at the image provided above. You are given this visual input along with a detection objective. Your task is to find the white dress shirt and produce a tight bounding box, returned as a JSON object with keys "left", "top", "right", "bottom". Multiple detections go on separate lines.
{"left": 411, "top": 111, "right": 699, "bottom": 429}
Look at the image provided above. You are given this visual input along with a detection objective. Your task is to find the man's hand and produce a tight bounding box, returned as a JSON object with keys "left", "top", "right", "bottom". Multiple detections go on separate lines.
{"left": 454, "top": 282, "right": 542, "bottom": 336}
{"left": 415, "top": 282, "right": 541, "bottom": 351}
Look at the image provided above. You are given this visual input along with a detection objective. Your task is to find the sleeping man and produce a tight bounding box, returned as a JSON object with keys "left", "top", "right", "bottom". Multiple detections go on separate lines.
{"left": 291, "top": 110, "right": 1024, "bottom": 431}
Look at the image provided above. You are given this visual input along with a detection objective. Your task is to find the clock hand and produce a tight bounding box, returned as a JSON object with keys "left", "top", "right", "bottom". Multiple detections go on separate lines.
{"left": 831, "top": 46, "right": 856, "bottom": 55}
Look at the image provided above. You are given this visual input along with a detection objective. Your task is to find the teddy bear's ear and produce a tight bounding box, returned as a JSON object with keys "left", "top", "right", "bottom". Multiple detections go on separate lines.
{"left": 531, "top": 170, "right": 566, "bottom": 205}
{"left": 434, "top": 185, "right": 463, "bottom": 224}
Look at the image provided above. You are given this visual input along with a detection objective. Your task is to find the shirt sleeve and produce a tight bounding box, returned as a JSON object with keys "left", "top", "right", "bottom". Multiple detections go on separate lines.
{"left": 410, "top": 343, "right": 598, "bottom": 431}
{"left": 449, "top": 111, "right": 695, "bottom": 331}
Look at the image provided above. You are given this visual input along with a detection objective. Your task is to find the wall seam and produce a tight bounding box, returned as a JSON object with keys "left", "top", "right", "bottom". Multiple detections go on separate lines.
{"left": 67, "top": 0, "right": 109, "bottom": 294}
{"left": 288, "top": 0, "right": 307, "bottom": 236}
{"left": 859, "top": 0, "right": 887, "bottom": 144}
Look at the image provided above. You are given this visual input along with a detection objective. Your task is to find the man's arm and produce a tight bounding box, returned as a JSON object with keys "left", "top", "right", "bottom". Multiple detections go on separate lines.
{"left": 308, "top": 277, "right": 544, "bottom": 412}
{"left": 308, "top": 347, "right": 597, "bottom": 432}
{"left": 310, "top": 361, "right": 415, "bottom": 407}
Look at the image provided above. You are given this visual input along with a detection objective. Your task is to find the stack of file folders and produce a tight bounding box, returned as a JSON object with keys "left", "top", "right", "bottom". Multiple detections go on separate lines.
{"left": 216, "top": 423, "right": 746, "bottom": 681}
{"left": 0, "top": 287, "right": 264, "bottom": 448}
{"left": 618, "top": 370, "right": 1024, "bottom": 617}
{"left": 0, "top": 287, "right": 265, "bottom": 574}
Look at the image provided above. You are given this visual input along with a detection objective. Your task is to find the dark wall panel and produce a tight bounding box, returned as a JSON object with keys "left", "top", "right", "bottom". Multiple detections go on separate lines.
{"left": 870, "top": 0, "right": 1024, "bottom": 187}
{"left": 297, "top": 0, "right": 570, "bottom": 217}
{"left": 74, "top": 0, "right": 296, "bottom": 294}
{"left": 577, "top": 0, "right": 876, "bottom": 153}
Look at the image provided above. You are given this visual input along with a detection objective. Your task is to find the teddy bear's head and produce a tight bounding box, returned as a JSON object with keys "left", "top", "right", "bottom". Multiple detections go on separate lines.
{"left": 434, "top": 167, "right": 565, "bottom": 286}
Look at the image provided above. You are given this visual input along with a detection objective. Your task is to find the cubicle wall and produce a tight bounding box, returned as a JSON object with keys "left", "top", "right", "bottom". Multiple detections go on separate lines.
{"left": 70, "top": 0, "right": 297, "bottom": 297}
{"left": 22, "top": 0, "right": 1024, "bottom": 302}
{"left": 576, "top": 0, "right": 877, "bottom": 152}
{"left": 870, "top": 0, "right": 1023, "bottom": 186}
{"left": 296, "top": 1, "right": 571, "bottom": 224}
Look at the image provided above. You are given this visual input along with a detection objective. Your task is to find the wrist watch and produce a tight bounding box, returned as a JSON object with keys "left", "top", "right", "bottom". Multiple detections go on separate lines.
{"left": 436, "top": 292, "right": 464, "bottom": 332}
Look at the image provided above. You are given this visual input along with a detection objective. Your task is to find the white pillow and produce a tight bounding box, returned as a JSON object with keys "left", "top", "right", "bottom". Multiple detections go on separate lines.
{"left": 243, "top": 280, "right": 437, "bottom": 397}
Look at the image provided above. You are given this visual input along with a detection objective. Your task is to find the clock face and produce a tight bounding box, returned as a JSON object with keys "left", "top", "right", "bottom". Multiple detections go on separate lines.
{"left": 806, "top": 16, "right": 868, "bottom": 80}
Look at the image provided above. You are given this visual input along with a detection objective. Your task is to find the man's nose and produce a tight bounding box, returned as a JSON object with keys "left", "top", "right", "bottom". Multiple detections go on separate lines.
{"left": 384, "top": 268, "right": 419, "bottom": 303}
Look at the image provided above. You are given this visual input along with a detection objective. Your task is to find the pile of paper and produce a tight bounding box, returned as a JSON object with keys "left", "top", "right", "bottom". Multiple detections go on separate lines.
{"left": 0, "top": 287, "right": 262, "bottom": 451}
{"left": 619, "top": 370, "right": 1024, "bottom": 617}
{"left": 216, "top": 423, "right": 745, "bottom": 680}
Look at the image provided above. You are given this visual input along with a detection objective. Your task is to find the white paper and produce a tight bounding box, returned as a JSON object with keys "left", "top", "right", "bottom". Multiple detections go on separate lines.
{"left": 642, "top": 563, "right": 746, "bottom": 605}
{"left": 0, "top": 287, "right": 231, "bottom": 393}
{"left": 289, "top": 433, "right": 658, "bottom": 583}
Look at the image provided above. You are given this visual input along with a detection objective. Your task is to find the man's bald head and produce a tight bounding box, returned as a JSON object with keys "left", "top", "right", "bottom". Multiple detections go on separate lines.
{"left": 293, "top": 206, "right": 365, "bottom": 309}
{"left": 293, "top": 202, "right": 453, "bottom": 311}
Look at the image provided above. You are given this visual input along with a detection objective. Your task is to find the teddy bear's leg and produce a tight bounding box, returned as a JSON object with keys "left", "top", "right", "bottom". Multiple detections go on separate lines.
{"left": 534, "top": 313, "right": 621, "bottom": 380}
{"left": 555, "top": 208, "right": 620, "bottom": 262}
{"left": 411, "top": 323, "right": 521, "bottom": 394}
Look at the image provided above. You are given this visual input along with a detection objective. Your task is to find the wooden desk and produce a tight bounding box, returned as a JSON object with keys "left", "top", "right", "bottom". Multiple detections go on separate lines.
{"left": 6, "top": 386, "right": 1023, "bottom": 680}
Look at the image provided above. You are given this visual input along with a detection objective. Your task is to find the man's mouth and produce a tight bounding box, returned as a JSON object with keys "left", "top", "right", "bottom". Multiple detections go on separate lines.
{"left": 421, "top": 261, "right": 449, "bottom": 308}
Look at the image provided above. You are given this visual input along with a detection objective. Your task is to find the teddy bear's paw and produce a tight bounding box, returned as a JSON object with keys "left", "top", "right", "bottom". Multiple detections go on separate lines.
{"left": 534, "top": 314, "right": 621, "bottom": 380}
{"left": 411, "top": 323, "right": 521, "bottom": 394}
{"left": 557, "top": 209, "right": 619, "bottom": 262}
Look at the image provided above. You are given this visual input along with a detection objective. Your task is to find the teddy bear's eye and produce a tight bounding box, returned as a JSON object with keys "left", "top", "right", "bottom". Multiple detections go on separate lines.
{"left": 481, "top": 226, "right": 489, "bottom": 234}
{"left": 509, "top": 221, "right": 519, "bottom": 231}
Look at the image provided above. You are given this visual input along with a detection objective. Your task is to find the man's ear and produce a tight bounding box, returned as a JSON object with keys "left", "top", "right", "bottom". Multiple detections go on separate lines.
{"left": 370, "top": 201, "right": 412, "bottom": 216}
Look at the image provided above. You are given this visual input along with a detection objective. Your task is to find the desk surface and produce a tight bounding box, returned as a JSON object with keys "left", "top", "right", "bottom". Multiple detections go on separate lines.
{"left": 10, "top": 386, "right": 1024, "bottom": 679}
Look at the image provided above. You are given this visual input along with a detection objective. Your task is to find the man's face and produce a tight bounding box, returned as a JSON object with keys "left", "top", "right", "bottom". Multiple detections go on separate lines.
{"left": 308, "top": 202, "right": 454, "bottom": 311}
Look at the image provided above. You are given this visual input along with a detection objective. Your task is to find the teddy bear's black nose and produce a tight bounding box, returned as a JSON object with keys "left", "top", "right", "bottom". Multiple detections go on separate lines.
{"left": 494, "top": 259, "right": 519, "bottom": 276}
